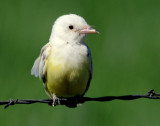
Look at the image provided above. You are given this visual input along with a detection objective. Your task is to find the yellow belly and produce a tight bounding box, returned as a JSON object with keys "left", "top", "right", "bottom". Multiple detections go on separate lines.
{"left": 46, "top": 58, "right": 89, "bottom": 98}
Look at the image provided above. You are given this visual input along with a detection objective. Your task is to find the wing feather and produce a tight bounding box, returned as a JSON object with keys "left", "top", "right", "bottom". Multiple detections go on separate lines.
{"left": 31, "top": 43, "right": 51, "bottom": 81}
{"left": 31, "top": 57, "right": 40, "bottom": 77}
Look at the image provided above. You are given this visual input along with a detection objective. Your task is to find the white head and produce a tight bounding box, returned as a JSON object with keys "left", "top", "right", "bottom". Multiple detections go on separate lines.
{"left": 49, "top": 14, "right": 98, "bottom": 44}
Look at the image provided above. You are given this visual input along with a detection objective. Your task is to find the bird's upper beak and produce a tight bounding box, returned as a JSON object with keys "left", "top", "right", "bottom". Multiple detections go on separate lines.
{"left": 79, "top": 27, "right": 99, "bottom": 34}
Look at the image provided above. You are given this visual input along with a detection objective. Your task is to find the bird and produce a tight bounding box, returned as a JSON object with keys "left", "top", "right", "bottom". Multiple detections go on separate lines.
{"left": 31, "top": 14, "right": 98, "bottom": 106}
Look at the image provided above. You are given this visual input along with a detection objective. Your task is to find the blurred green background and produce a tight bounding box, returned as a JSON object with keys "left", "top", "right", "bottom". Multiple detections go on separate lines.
{"left": 0, "top": 0, "right": 160, "bottom": 126}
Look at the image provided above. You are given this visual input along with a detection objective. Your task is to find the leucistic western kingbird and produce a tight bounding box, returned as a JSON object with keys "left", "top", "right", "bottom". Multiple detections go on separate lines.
{"left": 31, "top": 14, "right": 98, "bottom": 106}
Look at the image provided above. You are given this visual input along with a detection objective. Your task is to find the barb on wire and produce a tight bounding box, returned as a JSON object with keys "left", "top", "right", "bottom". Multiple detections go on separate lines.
{"left": 0, "top": 89, "right": 160, "bottom": 109}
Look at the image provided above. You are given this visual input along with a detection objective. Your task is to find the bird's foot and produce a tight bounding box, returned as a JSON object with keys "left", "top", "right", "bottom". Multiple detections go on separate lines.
{"left": 52, "top": 94, "right": 60, "bottom": 107}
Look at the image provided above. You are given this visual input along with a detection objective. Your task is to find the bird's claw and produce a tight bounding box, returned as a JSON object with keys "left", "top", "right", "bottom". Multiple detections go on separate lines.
{"left": 52, "top": 94, "right": 60, "bottom": 107}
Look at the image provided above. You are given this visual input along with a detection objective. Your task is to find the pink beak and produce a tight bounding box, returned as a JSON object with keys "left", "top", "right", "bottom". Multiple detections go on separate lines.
{"left": 79, "top": 27, "right": 99, "bottom": 34}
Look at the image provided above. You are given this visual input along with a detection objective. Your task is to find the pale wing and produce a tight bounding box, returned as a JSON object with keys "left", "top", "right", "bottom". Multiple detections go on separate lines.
{"left": 31, "top": 57, "right": 40, "bottom": 77}
{"left": 31, "top": 43, "right": 51, "bottom": 81}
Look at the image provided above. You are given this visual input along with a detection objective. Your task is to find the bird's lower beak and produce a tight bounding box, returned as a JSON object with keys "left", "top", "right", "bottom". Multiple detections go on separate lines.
{"left": 79, "top": 27, "right": 99, "bottom": 34}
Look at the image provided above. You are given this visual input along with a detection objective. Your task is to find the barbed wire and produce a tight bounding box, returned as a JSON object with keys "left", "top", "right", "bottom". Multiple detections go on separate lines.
{"left": 0, "top": 89, "right": 160, "bottom": 109}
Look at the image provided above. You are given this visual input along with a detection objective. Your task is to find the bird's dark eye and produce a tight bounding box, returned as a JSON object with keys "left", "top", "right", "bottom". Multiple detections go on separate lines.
{"left": 69, "top": 25, "right": 74, "bottom": 29}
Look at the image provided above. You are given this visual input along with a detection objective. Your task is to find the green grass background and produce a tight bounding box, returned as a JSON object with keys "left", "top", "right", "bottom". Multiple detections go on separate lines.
{"left": 0, "top": 0, "right": 160, "bottom": 126}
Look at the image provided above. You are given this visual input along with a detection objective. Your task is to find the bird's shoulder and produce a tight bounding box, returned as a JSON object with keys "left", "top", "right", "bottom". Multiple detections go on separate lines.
{"left": 40, "top": 42, "right": 52, "bottom": 57}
